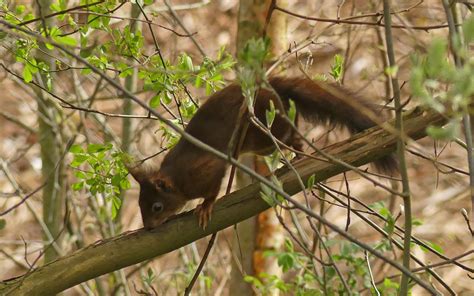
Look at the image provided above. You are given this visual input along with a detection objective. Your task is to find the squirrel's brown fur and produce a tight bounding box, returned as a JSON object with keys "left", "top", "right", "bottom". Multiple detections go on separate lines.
{"left": 129, "top": 77, "right": 396, "bottom": 229}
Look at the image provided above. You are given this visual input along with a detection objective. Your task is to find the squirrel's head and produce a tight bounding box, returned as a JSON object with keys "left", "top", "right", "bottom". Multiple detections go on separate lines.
{"left": 128, "top": 163, "right": 187, "bottom": 229}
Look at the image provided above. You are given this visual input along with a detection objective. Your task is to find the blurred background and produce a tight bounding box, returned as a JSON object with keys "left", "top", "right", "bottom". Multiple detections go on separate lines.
{"left": 0, "top": 0, "right": 472, "bottom": 295}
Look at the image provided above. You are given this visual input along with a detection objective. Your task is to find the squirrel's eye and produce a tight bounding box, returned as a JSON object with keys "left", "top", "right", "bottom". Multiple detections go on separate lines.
{"left": 152, "top": 202, "right": 164, "bottom": 213}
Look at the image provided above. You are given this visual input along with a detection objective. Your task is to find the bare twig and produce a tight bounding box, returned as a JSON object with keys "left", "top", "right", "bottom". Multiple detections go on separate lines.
{"left": 382, "top": 1, "right": 412, "bottom": 294}
{"left": 68, "top": 11, "right": 195, "bottom": 37}
{"left": 274, "top": 5, "right": 454, "bottom": 31}
{"left": 163, "top": 0, "right": 206, "bottom": 57}
{"left": 17, "top": 1, "right": 104, "bottom": 26}
{"left": 365, "top": 251, "right": 380, "bottom": 296}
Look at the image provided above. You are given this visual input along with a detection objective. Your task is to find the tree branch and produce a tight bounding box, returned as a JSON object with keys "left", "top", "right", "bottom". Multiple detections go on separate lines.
{"left": 0, "top": 108, "right": 445, "bottom": 295}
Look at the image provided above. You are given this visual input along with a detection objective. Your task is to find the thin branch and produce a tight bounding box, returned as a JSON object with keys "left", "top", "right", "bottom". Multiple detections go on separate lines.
{"left": 163, "top": 0, "right": 206, "bottom": 57}
{"left": 0, "top": 110, "right": 37, "bottom": 133}
{"left": 68, "top": 11, "right": 195, "bottom": 37}
{"left": 365, "top": 251, "right": 380, "bottom": 296}
{"left": 382, "top": 1, "right": 412, "bottom": 294}
{"left": 17, "top": 0, "right": 104, "bottom": 26}
{"left": 274, "top": 5, "right": 455, "bottom": 31}
{"left": 0, "top": 63, "right": 157, "bottom": 120}
{"left": 183, "top": 233, "right": 217, "bottom": 296}
{"left": 151, "top": 0, "right": 211, "bottom": 13}
{"left": 0, "top": 138, "right": 75, "bottom": 216}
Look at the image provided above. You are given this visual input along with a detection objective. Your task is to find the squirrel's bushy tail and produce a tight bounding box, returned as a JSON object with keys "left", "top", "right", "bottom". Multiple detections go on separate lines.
{"left": 269, "top": 77, "right": 397, "bottom": 173}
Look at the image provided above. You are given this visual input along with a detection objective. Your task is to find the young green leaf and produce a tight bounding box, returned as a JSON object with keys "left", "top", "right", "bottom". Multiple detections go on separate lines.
{"left": 306, "top": 174, "right": 315, "bottom": 189}
{"left": 265, "top": 100, "right": 276, "bottom": 128}
{"left": 287, "top": 99, "right": 296, "bottom": 123}
{"left": 22, "top": 66, "right": 33, "bottom": 82}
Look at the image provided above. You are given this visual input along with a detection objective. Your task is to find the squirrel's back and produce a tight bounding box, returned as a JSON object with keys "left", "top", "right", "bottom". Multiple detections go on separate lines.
{"left": 161, "top": 76, "right": 396, "bottom": 175}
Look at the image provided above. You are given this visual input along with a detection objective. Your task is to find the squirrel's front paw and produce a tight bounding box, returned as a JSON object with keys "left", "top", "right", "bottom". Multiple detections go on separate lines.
{"left": 194, "top": 201, "right": 214, "bottom": 229}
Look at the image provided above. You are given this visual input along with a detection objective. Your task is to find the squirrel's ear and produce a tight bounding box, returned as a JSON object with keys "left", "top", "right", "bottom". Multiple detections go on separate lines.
{"left": 125, "top": 159, "right": 155, "bottom": 185}
{"left": 123, "top": 149, "right": 158, "bottom": 184}
{"left": 128, "top": 165, "right": 149, "bottom": 184}
{"left": 154, "top": 176, "right": 174, "bottom": 193}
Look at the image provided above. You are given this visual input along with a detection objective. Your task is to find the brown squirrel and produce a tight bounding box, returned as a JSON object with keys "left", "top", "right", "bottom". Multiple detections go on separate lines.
{"left": 129, "top": 77, "right": 395, "bottom": 229}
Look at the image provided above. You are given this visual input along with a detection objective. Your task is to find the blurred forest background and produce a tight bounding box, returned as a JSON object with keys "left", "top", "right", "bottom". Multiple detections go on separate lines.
{"left": 0, "top": 0, "right": 473, "bottom": 295}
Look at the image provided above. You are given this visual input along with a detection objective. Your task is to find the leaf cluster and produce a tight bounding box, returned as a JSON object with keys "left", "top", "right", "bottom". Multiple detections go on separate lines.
{"left": 410, "top": 15, "right": 474, "bottom": 140}
{"left": 69, "top": 143, "right": 130, "bottom": 219}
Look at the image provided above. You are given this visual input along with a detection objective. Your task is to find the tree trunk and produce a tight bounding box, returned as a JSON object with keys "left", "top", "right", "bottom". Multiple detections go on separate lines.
{"left": 36, "top": 0, "right": 66, "bottom": 263}
{"left": 232, "top": 1, "right": 288, "bottom": 294}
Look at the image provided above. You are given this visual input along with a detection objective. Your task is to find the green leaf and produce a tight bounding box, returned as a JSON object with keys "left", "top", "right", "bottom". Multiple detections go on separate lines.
{"left": 0, "top": 219, "right": 6, "bottom": 230}
{"left": 142, "top": 268, "right": 156, "bottom": 285}
{"left": 260, "top": 184, "right": 277, "bottom": 206}
{"left": 287, "top": 99, "right": 296, "bottom": 123}
{"left": 425, "top": 38, "right": 448, "bottom": 78}
{"left": 265, "top": 100, "right": 276, "bottom": 128}
{"left": 306, "top": 174, "right": 315, "bottom": 189}
{"left": 22, "top": 66, "right": 32, "bottom": 82}
{"left": 324, "top": 266, "right": 336, "bottom": 280}
{"left": 378, "top": 207, "right": 391, "bottom": 219}
{"left": 162, "top": 91, "right": 172, "bottom": 104}
{"left": 16, "top": 5, "right": 25, "bottom": 14}
{"left": 50, "top": 3, "right": 61, "bottom": 12}
{"left": 384, "top": 215, "right": 395, "bottom": 236}
{"left": 87, "top": 143, "right": 109, "bottom": 153}
{"left": 54, "top": 36, "right": 77, "bottom": 47}
{"left": 429, "top": 242, "right": 444, "bottom": 254}
{"left": 71, "top": 154, "right": 88, "bottom": 167}
{"left": 111, "top": 195, "right": 122, "bottom": 219}
{"left": 23, "top": 13, "right": 35, "bottom": 22}
{"left": 119, "top": 66, "right": 133, "bottom": 78}
{"left": 264, "top": 150, "right": 281, "bottom": 172}
{"left": 277, "top": 253, "right": 295, "bottom": 272}
{"left": 111, "top": 174, "right": 122, "bottom": 187}
{"left": 150, "top": 94, "right": 161, "bottom": 108}
{"left": 426, "top": 119, "right": 460, "bottom": 140}
{"left": 244, "top": 275, "right": 263, "bottom": 289}
{"left": 74, "top": 171, "right": 87, "bottom": 179}
{"left": 72, "top": 181, "right": 84, "bottom": 191}
{"left": 330, "top": 54, "right": 344, "bottom": 82}
{"left": 69, "top": 144, "right": 84, "bottom": 154}
{"left": 111, "top": 202, "right": 118, "bottom": 219}
{"left": 195, "top": 75, "right": 203, "bottom": 88}
{"left": 368, "top": 201, "right": 385, "bottom": 211}
{"left": 384, "top": 65, "right": 399, "bottom": 78}
{"left": 284, "top": 238, "right": 294, "bottom": 252}
{"left": 45, "top": 42, "right": 55, "bottom": 50}
{"left": 313, "top": 73, "right": 328, "bottom": 81}
{"left": 81, "top": 68, "right": 92, "bottom": 75}
{"left": 120, "top": 178, "right": 131, "bottom": 190}
{"left": 180, "top": 54, "right": 193, "bottom": 71}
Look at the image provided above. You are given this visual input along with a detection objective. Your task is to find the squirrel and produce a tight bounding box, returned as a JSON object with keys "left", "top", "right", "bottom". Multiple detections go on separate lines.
{"left": 128, "top": 77, "right": 396, "bottom": 229}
